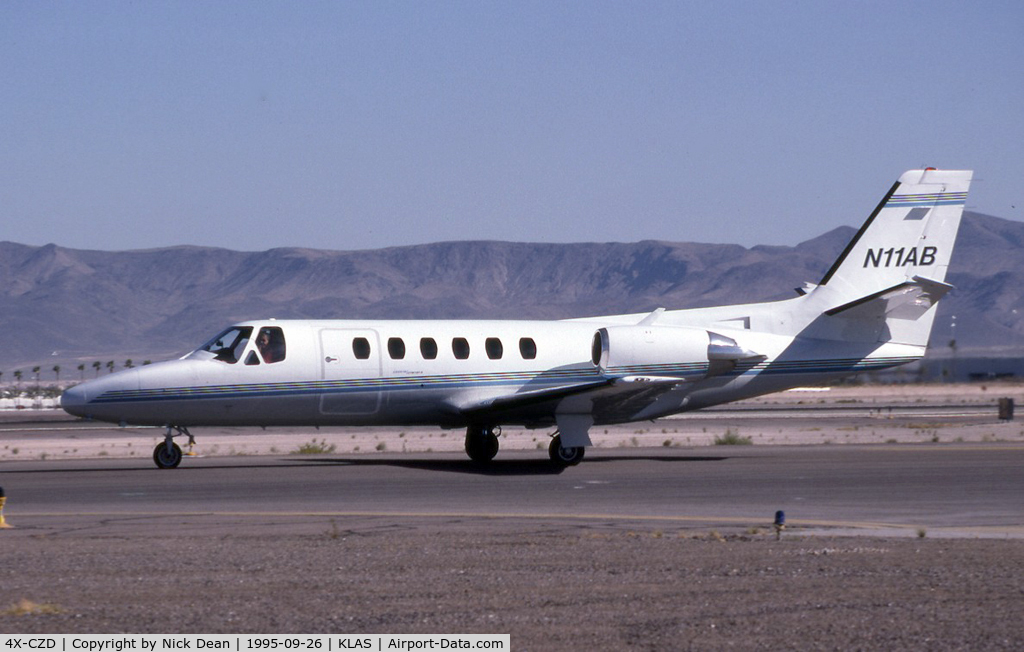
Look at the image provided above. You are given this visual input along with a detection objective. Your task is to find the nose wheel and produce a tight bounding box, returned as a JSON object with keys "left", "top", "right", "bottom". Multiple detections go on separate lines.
{"left": 153, "top": 425, "right": 193, "bottom": 469}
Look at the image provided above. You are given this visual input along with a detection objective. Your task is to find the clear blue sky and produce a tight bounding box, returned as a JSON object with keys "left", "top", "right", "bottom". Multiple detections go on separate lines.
{"left": 2, "top": 1, "right": 1022, "bottom": 252}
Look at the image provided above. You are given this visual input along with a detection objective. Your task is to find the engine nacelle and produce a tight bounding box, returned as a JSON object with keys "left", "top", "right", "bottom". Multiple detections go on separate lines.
{"left": 592, "top": 326, "right": 762, "bottom": 379}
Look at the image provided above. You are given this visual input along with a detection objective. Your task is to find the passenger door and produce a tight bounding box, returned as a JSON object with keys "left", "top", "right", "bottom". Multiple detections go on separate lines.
{"left": 318, "top": 328, "right": 382, "bottom": 415}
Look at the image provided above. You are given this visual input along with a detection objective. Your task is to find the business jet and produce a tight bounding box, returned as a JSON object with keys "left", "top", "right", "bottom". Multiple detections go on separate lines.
{"left": 61, "top": 168, "right": 972, "bottom": 469}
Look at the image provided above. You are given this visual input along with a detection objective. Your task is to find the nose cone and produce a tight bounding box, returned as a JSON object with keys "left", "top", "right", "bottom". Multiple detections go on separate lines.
{"left": 60, "top": 369, "right": 141, "bottom": 422}
{"left": 60, "top": 383, "right": 90, "bottom": 418}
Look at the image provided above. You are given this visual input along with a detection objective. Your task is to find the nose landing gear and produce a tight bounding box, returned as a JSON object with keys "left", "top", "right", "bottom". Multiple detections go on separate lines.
{"left": 153, "top": 425, "right": 194, "bottom": 469}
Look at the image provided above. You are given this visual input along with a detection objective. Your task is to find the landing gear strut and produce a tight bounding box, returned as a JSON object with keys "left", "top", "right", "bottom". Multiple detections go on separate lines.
{"left": 548, "top": 432, "right": 585, "bottom": 467}
{"left": 465, "top": 425, "right": 500, "bottom": 463}
{"left": 153, "top": 425, "right": 194, "bottom": 469}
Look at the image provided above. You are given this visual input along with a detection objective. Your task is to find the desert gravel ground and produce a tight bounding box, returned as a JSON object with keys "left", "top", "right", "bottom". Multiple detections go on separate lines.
{"left": 2, "top": 523, "right": 1023, "bottom": 650}
{"left": 3, "top": 384, "right": 1024, "bottom": 648}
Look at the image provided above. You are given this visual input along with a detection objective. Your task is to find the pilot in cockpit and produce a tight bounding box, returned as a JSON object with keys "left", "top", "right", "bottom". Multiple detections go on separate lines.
{"left": 256, "top": 327, "right": 286, "bottom": 363}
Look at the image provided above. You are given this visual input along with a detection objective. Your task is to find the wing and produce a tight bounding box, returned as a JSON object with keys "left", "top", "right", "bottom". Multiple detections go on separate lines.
{"left": 459, "top": 375, "right": 690, "bottom": 447}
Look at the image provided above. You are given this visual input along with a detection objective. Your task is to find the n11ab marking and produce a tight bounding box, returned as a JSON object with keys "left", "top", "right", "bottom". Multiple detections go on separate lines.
{"left": 863, "top": 246, "right": 936, "bottom": 268}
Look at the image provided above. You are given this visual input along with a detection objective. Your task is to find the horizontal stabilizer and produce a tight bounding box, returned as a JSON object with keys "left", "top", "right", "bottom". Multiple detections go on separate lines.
{"left": 825, "top": 276, "right": 954, "bottom": 321}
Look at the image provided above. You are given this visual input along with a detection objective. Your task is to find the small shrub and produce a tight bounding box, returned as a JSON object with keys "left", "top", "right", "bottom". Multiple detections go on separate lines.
{"left": 291, "top": 439, "right": 337, "bottom": 455}
{"left": 714, "top": 428, "right": 752, "bottom": 446}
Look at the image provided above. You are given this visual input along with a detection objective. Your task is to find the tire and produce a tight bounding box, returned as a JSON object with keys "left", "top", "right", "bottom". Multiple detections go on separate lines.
{"left": 465, "top": 428, "right": 499, "bottom": 463}
{"left": 548, "top": 434, "right": 585, "bottom": 467}
{"left": 153, "top": 441, "right": 183, "bottom": 469}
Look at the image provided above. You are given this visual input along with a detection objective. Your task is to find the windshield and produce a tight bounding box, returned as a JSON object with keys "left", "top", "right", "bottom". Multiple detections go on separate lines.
{"left": 198, "top": 326, "right": 253, "bottom": 364}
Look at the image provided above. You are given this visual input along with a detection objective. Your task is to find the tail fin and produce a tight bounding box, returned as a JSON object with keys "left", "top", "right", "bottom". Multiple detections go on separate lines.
{"left": 809, "top": 168, "right": 972, "bottom": 346}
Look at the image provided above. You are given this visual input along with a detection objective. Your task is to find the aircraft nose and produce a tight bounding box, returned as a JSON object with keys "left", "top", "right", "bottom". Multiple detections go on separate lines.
{"left": 60, "top": 384, "right": 90, "bottom": 418}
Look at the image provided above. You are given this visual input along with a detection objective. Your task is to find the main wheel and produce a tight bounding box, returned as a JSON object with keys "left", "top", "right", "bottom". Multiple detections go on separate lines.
{"left": 548, "top": 434, "right": 585, "bottom": 467}
{"left": 465, "top": 427, "right": 500, "bottom": 463}
{"left": 153, "top": 441, "right": 183, "bottom": 469}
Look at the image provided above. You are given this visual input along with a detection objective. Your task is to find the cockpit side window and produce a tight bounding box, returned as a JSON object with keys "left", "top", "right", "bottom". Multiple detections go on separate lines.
{"left": 256, "top": 326, "right": 287, "bottom": 364}
{"left": 200, "top": 327, "right": 253, "bottom": 364}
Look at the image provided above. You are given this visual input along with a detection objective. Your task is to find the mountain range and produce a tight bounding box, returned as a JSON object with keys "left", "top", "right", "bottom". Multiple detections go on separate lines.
{"left": 1, "top": 211, "right": 1021, "bottom": 374}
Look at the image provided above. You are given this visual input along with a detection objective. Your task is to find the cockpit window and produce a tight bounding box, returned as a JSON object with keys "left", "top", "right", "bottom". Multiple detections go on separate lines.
{"left": 200, "top": 327, "right": 253, "bottom": 364}
{"left": 256, "top": 327, "right": 287, "bottom": 364}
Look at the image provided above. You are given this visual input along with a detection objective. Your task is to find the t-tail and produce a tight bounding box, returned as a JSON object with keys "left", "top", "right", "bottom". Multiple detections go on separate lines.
{"left": 802, "top": 168, "right": 973, "bottom": 348}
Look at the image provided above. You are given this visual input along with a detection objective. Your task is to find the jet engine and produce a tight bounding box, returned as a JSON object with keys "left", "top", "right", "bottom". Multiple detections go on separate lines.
{"left": 592, "top": 326, "right": 763, "bottom": 379}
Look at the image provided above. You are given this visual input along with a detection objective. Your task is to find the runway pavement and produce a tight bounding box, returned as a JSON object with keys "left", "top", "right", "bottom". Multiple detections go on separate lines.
{"left": 3, "top": 443, "right": 1022, "bottom": 538}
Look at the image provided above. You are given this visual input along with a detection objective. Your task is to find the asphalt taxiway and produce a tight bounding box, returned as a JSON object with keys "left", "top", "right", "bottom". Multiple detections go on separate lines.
{"left": 3, "top": 443, "right": 1022, "bottom": 538}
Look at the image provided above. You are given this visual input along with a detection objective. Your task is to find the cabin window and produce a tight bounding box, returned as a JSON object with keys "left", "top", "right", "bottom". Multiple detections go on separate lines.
{"left": 485, "top": 338, "right": 503, "bottom": 360}
{"left": 420, "top": 337, "right": 438, "bottom": 360}
{"left": 244, "top": 351, "right": 260, "bottom": 366}
{"left": 519, "top": 337, "right": 537, "bottom": 360}
{"left": 200, "top": 326, "right": 253, "bottom": 364}
{"left": 353, "top": 337, "right": 371, "bottom": 360}
{"left": 388, "top": 337, "right": 406, "bottom": 360}
{"left": 452, "top": 337, "right": 470, "bottom": 360}
{"left": 256, "top": 327, "right": 287, "bottom": 364}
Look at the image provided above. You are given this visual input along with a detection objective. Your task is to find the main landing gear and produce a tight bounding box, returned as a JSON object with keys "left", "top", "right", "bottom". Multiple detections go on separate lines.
{"left": 153, "top": 425, "right": 194, "bottom": 469}
{"left": 464, "top": 425, "right": 587, "bottom": 467}
{"left": 465, "top": 425, "right": 500, "bottom": 463}
{"left": 548, "top": 432, "right": 585, "bottom": 467}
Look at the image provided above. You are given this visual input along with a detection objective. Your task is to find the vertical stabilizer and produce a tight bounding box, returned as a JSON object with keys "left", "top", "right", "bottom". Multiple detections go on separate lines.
{"left": 810, "top": 169, "right": 972, "bottom": 347}
{"left": 817, "top": 168, "right": 972, "bottom": 300}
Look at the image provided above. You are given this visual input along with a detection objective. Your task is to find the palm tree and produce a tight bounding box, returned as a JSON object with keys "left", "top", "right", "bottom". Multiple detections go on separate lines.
{"left": 92, "top": 361, "right": 101, "bottom": 377}
{"left": 14, "top": 370, "right": 22, "bottom": 385}
{"left": 32, "top": 366, "right": 41, "bottom": 382}
{"left": 124, "top": 359, "right": 134, "bottom": 369}
{"left": 77, "top": 363, "right": 85, "bottom": 380}
{"left": 106, "top": 361, "right": 115, "bottom": 374}
{"left": 53, "top": 365, "right": 61, "bottom": 381}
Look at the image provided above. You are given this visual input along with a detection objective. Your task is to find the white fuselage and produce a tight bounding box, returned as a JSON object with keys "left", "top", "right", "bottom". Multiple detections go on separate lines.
{"left": 60, "top": 306, "right": 920, "bottom": 430}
